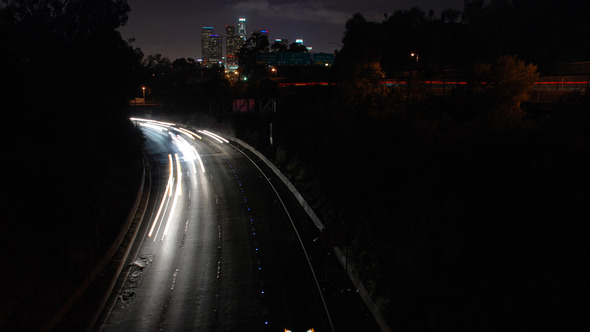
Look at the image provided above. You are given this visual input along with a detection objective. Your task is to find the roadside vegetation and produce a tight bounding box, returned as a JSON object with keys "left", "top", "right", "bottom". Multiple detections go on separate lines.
{"left": 1, "top": 1, "right": 144, "bottom": 329}
{"left": 229, "top": 2, "right": 590, "bottom": 330}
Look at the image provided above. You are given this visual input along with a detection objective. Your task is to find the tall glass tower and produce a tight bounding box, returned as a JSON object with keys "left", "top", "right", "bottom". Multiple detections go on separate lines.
{"left": 238, "top": 18, "right": 247, "bottom": 42}
{"left": 201, "top": 27, "right": 213, "bottom": 61}
{"left": 209, "top": 34, "right": 222, "bottom": 64}
{"left": 226, "top": 25, "right": 239, "bottom": 67}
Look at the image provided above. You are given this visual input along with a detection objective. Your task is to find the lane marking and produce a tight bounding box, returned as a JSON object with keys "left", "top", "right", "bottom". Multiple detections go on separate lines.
{"left": 170, "top": 268, "right": 179, "bottom": 291}
{"left": 232, "top": 144, "right": 336, "bottom": 332}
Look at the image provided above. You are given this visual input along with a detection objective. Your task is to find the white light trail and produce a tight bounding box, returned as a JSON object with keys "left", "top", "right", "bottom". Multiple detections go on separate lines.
{"left": 194, "top": 147, "right": 206, "bottom": 173}
{"left": 171, "top": 134, "right": 198, "bottom": 162}
{"left": 198, "top": 130, "right": 229, "bottom": 143}
{"left": 176, "top": 127, "right": 202, "bottom": 140}
{"left": 131, "top": 117, "right": 174, "bottom": 127}
{"left": 175, "top": 152, "right": 182, "bottom": 196}
{"left": 170, "top": 132, "right": 206, "bottom": 173}
{"left": 140, "top": 122, "right": 169, "bottom": 131}
{"left": 162, "top": 154, "right": 182, "bottom": 241}
{"left": 148, "top": 154, "right": 174, "bottom": 238}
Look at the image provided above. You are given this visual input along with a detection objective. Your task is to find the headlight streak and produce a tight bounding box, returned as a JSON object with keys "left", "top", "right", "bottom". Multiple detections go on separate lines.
{"left": 148, "top": 154, "right": 174, "bottom": 239}
{"left": 194, "top": 147, "right": 206, "bottom": 173}
{"left": 198, "top": 130, "right": 229, "bottom": 143}
{"left": 173, "top": 127, "right": 195, "bottom": 140}
{"left": 170, "top": 134, "right": 196, "bottom": 161}
{"left": 140, "top": 122, "right": 169, "bottom": 132}
{"left": 161, "top": 153, "right": 182, "bottom": 241}
{"left": 137, "top": 118, "right": 209, "bottom": 244}
{"left": 131, "top": 117, "right": 174, "bottom": 127}
{"left": 175, "top": 126, "right": 202, "bottom": 140}
{"left": 170, "top": 131, "right": 206, "bottom": 174}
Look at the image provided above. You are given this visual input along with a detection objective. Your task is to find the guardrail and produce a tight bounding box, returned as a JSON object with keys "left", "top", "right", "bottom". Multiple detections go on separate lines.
{"left": 42, "top": 163, "right": 148, "bottom": 331}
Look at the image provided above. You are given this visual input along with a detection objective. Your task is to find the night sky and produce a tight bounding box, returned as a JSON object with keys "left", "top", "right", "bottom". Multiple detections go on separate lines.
{"left": 120, "top": 0, "right": 463, "bottom": 60}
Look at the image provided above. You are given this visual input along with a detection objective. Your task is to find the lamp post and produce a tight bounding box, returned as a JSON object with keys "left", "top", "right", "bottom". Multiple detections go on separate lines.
{"left": 409, "top": 53, "right": 419, "bottom": 85}
{"left": 141, "top": 86, "right": 146, "bottom": 103}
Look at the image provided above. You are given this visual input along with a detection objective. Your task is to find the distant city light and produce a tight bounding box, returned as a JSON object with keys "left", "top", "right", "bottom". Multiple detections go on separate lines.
{"left": 296, "top": 38, "right": 303, "bottom": 44}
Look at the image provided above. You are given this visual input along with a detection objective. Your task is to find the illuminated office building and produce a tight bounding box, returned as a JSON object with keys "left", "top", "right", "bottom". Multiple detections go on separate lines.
{"left": 238, "top": 18, "right": 247, "bottom": 42}
{"left": 209, "top": 34, "right": 223, "bottom": 64}
{"left": 201, "top": 27, "right": 213, "bottom": 62}
{"left": 226, "top": 25, "right": 241, "bottom": 67}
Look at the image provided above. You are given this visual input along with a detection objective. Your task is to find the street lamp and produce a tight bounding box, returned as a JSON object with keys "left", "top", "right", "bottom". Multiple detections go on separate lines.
{"left": 141, "top": 86, "right": 146, "bottom": 102}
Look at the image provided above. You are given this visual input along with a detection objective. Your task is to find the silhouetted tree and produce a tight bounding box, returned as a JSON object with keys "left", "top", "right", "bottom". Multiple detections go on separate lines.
{"left": 236, "top": 31, "right": 269, "bottom": 66}
{"left": 235, "top": 31, "right": 272, "bottom": 81}
{"left": 286, "top": 42, "right": 308, "bottom": 52}
{"left": 270, "top": 41, "right": 288, "bottom": 52}
{"left": 336, "top": 0, "right": 589, "bottom": 81}
{"left": 472, "top": 55, "right": 539, "bottom": 118}
{"left": 441, "top": 8, "right": 461, "bottom": 23}
{"left": 1, "top": 0, "right": 142, "bottom": 123}
{"left": 141, "top": 54, "right": 231, "bottom": 112}
{"left": 1, "top": 1, "right": 145, "bottom": 329}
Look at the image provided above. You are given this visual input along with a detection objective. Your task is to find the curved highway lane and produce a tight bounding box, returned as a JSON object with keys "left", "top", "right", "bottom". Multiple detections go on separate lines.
{"left": 97, "top": 119, "right": 331, "bottom": 331}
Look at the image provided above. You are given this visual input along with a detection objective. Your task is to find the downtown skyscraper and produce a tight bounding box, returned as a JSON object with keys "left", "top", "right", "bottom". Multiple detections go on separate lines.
{"left": 237, "top": 18, "right": 247, "bottom": 42}
{"left": 225, "top": 25, "right": 240, "bottom": 68}
{"left": 201, "top": 27, "right": 222, "bottom": 66}
{"left": 208, "top": 34, "right": 222, "bottom": 63}
{"left": 201, "top": 18, "right": 247, "bottom": 69}
{"left": 201, "top": 27, "right": 213, "bottom": 62}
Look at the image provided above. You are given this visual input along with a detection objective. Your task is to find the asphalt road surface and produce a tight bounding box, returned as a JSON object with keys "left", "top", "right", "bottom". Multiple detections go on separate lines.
{"left": 97, "top": 119, "right": 332, "bottom": 332}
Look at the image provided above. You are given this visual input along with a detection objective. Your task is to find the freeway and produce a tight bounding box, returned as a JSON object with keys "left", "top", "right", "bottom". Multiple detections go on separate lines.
{"left": 96, "top": 119, "right": 331, "bottom": 331}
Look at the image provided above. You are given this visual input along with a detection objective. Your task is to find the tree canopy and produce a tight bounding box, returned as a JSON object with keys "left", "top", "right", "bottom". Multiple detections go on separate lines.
{"left": 0, "top": 0, "right": 142, "bottom": 123}
{"left": 336, "top": 0, "right": 590, "bottom": 77}
{"left": 1, "top": 2, "right": 145, "bottom": 328}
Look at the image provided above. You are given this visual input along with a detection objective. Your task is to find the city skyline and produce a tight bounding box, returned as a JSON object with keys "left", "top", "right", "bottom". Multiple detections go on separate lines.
{"left": 119, "top": 0, "right": 464, "bottom": 61}
{"left": 200, "top": 17, "right": 312, "bottom": 68}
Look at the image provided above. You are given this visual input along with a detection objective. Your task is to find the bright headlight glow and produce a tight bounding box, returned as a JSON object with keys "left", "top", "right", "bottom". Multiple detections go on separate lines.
{"left": 148, "top": 154, "right": 174, "bottom": 238}
{"left": 198, "top": 130, "right": 229, "bottom": 143}
{"left": 194, "top": 148, "right": 206, "bottom": 173}
{"left": 140, "top": 122, "right": 169, "bottom": 131}
{"left": 171, "top": 133, "right": 197, "bottom": 162}
{"left": 131, "top": 117, "right": 174, "bottom": 127}
{"left": 170, "top": 132, "right": 206, "bottom": 173}
{"left": 162, "top": 153, "right": 182, "bottom": 241}
{"left": 176, "top": 126, "right": 202, "bottom": 140}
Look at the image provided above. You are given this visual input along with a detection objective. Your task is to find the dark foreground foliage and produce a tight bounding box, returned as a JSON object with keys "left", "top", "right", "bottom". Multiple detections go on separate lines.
{"left": 233, "top": 83, "right": 589, "bottom": 331}
{"left": 227, "top": 2, "right": 590, "bottom": 328}
{"left": 1, "top": 1, "right": 144, "bottom": 329}
{"left": 230, "top": 2, "right": 590, "bottom": 323}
